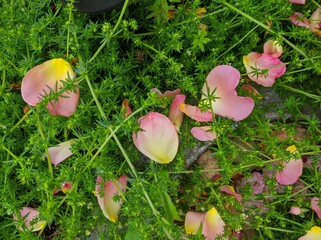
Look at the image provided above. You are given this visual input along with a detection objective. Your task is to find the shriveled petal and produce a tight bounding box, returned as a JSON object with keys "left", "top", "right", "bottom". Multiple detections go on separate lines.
{"left": 13, "top": 207, "right": 46, "bottom": 232}
{"left": 121, "top": 98, "right": 132, "bottom": 117}
{"left": 298, "top": 226, "right": 321, "bottom": 240}
{"left": 311, "top": 197, "right": 321, "bottom": 219}
{"left": 180, "top": 104, "right": 213, "bottom": 122}
{"left": 289, "top": 0, "right": 305, "bottom": 4}
{"left": 310, "top": 8, "right": 321, "bottom": 30}
{"left": 290, "top": 12, "right": 311, "bottom": 28}
{"left": 202, "top": 207, "right": 225, "bottom": 240}
{"left": 169, "top": 94, "right": 186, "bottom": 131}
{"left": 150, "top": 88, "right": 181, "bottom": 99}
{"left": 220, "top": 185, "right": 242, "bottom": 202}
{"left": 48, "top": 140, "right": 74, "bottom": 166}
{"left": 96, "top": 175, "right": 127, "bottom": 222}
{"left": 133, "top": 112, "right": 179, "bottom": 164}
{"left": 202, "top": 65, "right": 254, "bottom": 121}
{"left": 263, "top": 40, "right": 283, "bottom": 57}
{"left": 190, "top": 126, "right": 216, "bottom": 141}
{"left": 289, "top": 206, "right": 301, "bottom": 215}
{"left": 276, "top": 158, "right": 303, "bottom": 185}
{"left": 243, "top": 52, "right": 286, "bottom": 87}
{"left": 185, "top": 212, "right": 205, "bottom": 235}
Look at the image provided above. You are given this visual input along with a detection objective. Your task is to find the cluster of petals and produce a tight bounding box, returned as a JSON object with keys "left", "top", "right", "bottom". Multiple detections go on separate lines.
{"left": 185, "top": 207, "right": 225, "bottom": 239}
{"left": 299, "top": 226, "right": 321, "bottom": 240}
{"left": 132, "top": 111, "right": 179, "bottom": 164}
{"left": 21, "top": 58, "right": 80, "bottom": 117}
{"left": 13, "top": 207, "right": 46, "bottom": 232}
{"left": 290, "top": 8, "right": 321, "bottom": 32}
{"left": 96, "top": 175, "right": 127, "bottom": 222}
{"left": 48, "top": 140, "right": 74, "bottom": 166}
{"left": 276, "top": 145, "right": 303, "bottom": 185}
{"left": 243, "top": 40, "right": 286, "bottom": 87}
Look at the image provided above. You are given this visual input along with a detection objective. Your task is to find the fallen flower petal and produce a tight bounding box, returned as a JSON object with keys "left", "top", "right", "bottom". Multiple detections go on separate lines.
{"left": 202, "top": 65, "right": 254, "bottom": 121}
{"left": 220, "top": 185, "right": 242, "bottom": 202}
{"left": 133, "top": 112, "right": 179, "bottom": 164}
{"left": 48, "top": 140, "right": 74, "bottom": 166}
{"left": 180, "top": 104, "right": 213, "bottom": 122}
{"left": 311, "top": 197, "right": 321, "bottom": 219}
{"left": 310, "top": 8, "right": 321, "bottom": 31}
{"left": 150, "top": 88, "right": 181, "bottom": 99}
{"left": 185, "top": 211, "right": 205, "bottom": 235}
{"left": 169, "top": 94, "right": 186, "bottom": 131}
{"left": 290, "top": 12, "right": 311, "bottom": 28}
{"left": 21, "top": 58, "right": 79, "bottom": 117}
{"left": 289, "top": 0, "right": 305, "bottom": 4}
{"left": 276, "top": 145, "right": 303, "bottom": 185}
{"left": 263, "top": 40, "right": 283, "bottom": 57}
{"left": 243, "top": 52, "right": 286, "bottom": 87}
{"left": 298, "top": 226, "right": 321, "bottom": 240}
{"left": 289, "top": 206, "right": 301, "bottom": 215}
{"left": 121, "top": 98, "right": 132, "bottom": 118}
{"left": 190, "top": 126, "right": 216, "bottom": 141}
{"left": 96, "top": 175, "right": 127, "bottom": 222}
{"left": 13, "top": 207, "right": 46, "bottom": 232}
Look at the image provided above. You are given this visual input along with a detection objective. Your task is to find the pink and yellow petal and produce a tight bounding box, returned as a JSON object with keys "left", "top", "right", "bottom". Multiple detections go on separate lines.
{"left": 169, "top": 94, "right": 186, "bottom": 131}
{"left": 202, "top": 207, "right": 225, "bottom": 239}
{"left": 13, "top": 207, "right": 46, "bottom": 232}
{"left": 48, "top": 140, "right": 74, "bottom": 166}
{"left": 310, "top": 8, "right": 321, "bottom": 31}
{"left": 185, "top": 212, "right": 205, "bottom": 235}
{"left": 298, "top": 226, "right": 321, "bottom": 240}
{"left": 220, "top": 185, "right": 242, "bottom": 202}
{"left": 190, "top": 126, "right": 216, "bottom": 141}
{"left": 263, "top": 40, "right": 283, "bottom": 57}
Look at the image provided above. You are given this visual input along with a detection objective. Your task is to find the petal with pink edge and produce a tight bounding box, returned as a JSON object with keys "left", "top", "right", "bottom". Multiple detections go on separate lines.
{"left": 21, "top": 58, "right": 79, "bottom": 117}
{"left": 298, "top": 226, "right": 321, "bottom": 240}
{"left": 202, "top": 65, "right": 254, "bottom": 121}
{"left": 289, "top": 206, "right": 301, "bottom": 215}
{"left": 310, "top": 8, "right": 321, "bottom": 30}
{"left": 290, "top": 12, "right": 311, "bottom": 28}
{"left": 13, "top": 207, "right": 46, "bottom": 232}
{"left": 263, "top": 40, "right": 283, "bottom": 57}
{"left": 133, "top": 112, "right": 179, "bottom": 164}
{"left": 202, "top": 207, "right": 225, "bottom": 239}
{"left": 220, "top": 185, "right": 242, "bottom": 202}
{"left": 48, "top": 140, "right": 74, "bottom": 166}
{"left": 185, "top": 212, "right": 205, "bottom": 235}
{"left": 243, "top": 52, "right": 286, "bottom": 87}
{"left": 289, "top": 0, "right": 305, "bottom": 4}
{"left": 180, "top": 104, "right": 213, "bottom": 122}
{"left": 96, "top": 175, "right": 128, "bottom": 222}
{"left": 169, "top": 94, "right": 186, "bottom": 131}
{"left": 190, "top": 126, "right": 216, "bottom": 141}
{"left": 311, "top": 197, "right": 321, "bottom": 219}
{"left": 276, "top": 146, "right": 303, "bottom": 185}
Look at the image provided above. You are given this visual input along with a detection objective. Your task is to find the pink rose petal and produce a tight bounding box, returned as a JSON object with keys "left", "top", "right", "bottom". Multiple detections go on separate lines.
{"left": 202, "top": 65, "right": 254, "bottom": 121}
{"left": 289, "top": 206, "right": 301, "bottom": 215}
{"left": 150, "top": 88, "right": 181, "bottom": 99}
{"left": 169, "top": 94, "right": 186, "bottom": 131}
{"left": 185, "top": 212, "right": 205, "bottom": 235}
{"left": 48, "top": 140, "right": 74, "bottom": 166}
{"left": 13, "top": 207, "right": 46, "bottom": 232}
{"left": 180, "top": 104, "right": 213, "bottom": 122}
{"left": 96, "top": 175, "right": 127, "bottom": 222}
{"left": 298, "top": 226, "right": 321, "bottom": 240}
{"left": 289, "top": 0, "right": 305, "bottom": 4}
{"left": 133, "top": 112, "right": 179, "bottom": 164}
{"left": 243, "top": 52, "right": 286, "bottom": 87}
{"left": 311, "top": 197, "right": 321, "bottom": 219}
{"left": 290, "top": 12, "right": 311, "bottom": 28}
{"left": 190, "top": 126, "right": 216, "bottom": 141}
{"left": 263, "top": 40, "right": 283, "bottom": 58}
{"left": 21, "top": 58, "right": 79, "bottom": 117}
{"left": 220, "top": 185, "right": 242, "bottom": 202}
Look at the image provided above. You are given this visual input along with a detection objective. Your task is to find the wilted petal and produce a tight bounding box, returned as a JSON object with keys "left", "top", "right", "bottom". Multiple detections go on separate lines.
{"left": 243, "top": 52, "right": 286, "bottom": 87}
{"left": 96, "top": 175, "right": 127, "bottom": 222}
{"left": 202, "top": 207, "right": 225, "bottom": 239}
{"left": 191, "top": 126, "right": 216, "bottom": 141}
{"left": 48, "top": 140, "right": 74, "bottom": 166}
{"left": 202, "top": 65, "right": 254, "bottom": 121}
{"left": 298, "top": 226, "right": 321, "bottom": 240}
{"left": 289, "top": 0, "right": 305, "bottom": 4}
{"left": 185, "top": 212, "right": 205, "bottom": 235}
{"left": 263, "top": 40, "right": 283, "bottom": 57}
{"left": 180, "top": 104, "right": 213, "bottom": 122}
{"left": 61, "top": 182, "right": 72, "bottom": 193}
{"left": 276, "top": 145, "right": 303, "bottom": 185}
{"left": 21, "top": 58, "right": 79, "bottom": 117}
{"left": 289, "top": 206, "right": 301, "bottom": 215}
{"left": 169, "top": 94, "right": 186, "bottom": 131}
{"left": 13, "top": 207, "right": 46, "bottom": 232}
{"left": 310, "top": 8, "right": 321, "bottom": 30}
{"left": 150, "top": 88, "right": 181, "bottom": 99}
{"left": 220, "top": 185, "right": 242, "bottom": 202}
{"left": 290, "top": 12, "right": 311, "bottom": 28}
{"left": 311, "top": 197, "right": 321, "bottom": 219}
{"left": 133, "top": 112, "right": 179, "bottom": 164}
{"left": 121, "top": 98, "right": 132, "bottom": 117}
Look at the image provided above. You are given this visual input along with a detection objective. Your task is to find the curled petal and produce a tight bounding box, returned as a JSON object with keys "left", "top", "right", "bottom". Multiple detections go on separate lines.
{"left": 190, "top": 126, "right": 216, "bottom": 141}
{"left": 13, "top": 207, "right": 46, "bottom": 232}
{"left": 48, "top": 140, "right": 74, "bottom": 166}
{"left": 220, "top": 185, "right": 242, "bottom": 202}
{"left": 133, "top": 112, "right": 179, "bottom": 164}
{"left": 289, "top": 206, "right": 301, "bottom": 215}
{"left": 150, "top": 88, "right": 181, "bottom": 99}
{"left": 180, "top": 104, "right": 213, "bottom": 122}
{"left": 311, "top": 197, "right": 321, "bottom": 219}
{"left": 21, "top": 58, "right": 79, "bottom": 117}
{"left": 121, "top": 98, "right": 132, "bottom": 118}
{"left": 202, "top": 207, "right": 226, "bottom": 239}
{"left": 263, "top": 40, "right": 283, "bottom": 57}
{"left": 290, "top": 12, "right": 311, "bottom": 28}
{"left": 298, "top": 226, "right": 321, "bottom": 240}
{"left": 202, "top": 65, "right": 254, "bottom": 121}
{"left": 96, "top": 175, "right": 127, "bottom": 222}
{"left": 169, "top": 94, "right": 186, "bottom": 131}
{"left": 243, "top": 52, "right": 286, "bottom": 87}
{"left": 289, "top": 0, "right": 305, "bottom": 4}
